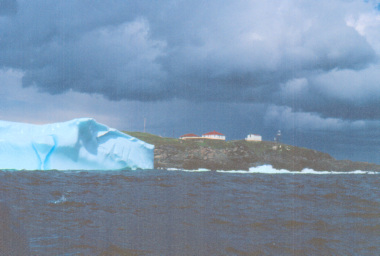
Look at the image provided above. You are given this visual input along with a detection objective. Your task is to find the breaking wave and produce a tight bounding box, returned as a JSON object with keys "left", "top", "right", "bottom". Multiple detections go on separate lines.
{"left": 52, "top": 195, "right": 67, "bottom": 204}
{"left": 166, "top": 168, "right": 211, "bottom": 172}
{"left": 217, "top": 165, "right": 379, "bottom": 174}
{"left": 165, "top": 165, "right": 379, "bottom": 174}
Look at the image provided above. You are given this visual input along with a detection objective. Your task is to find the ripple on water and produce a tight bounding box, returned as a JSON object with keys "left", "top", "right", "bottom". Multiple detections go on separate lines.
{"left": 98, "top": 245, "right": 152, "bottom": 256}
{"left": 246, "top": 222, "right": 272, "bottom": 231}
{"left": 282, "top": 220, "right": 308, "bottom": 228}
{"left": 345, "top": 212, "right": 380, "bottom": 218}
{"left": 0, "top": 169, "right": 379, "bottom": 255}
{"left": 225, "top": 246, "right": 264, "bottom": 256}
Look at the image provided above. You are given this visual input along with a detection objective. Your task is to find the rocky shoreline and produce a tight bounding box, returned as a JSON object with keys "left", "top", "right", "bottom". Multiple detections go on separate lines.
{"left": 125, "top": 132, "right": 380, "bottom": 172}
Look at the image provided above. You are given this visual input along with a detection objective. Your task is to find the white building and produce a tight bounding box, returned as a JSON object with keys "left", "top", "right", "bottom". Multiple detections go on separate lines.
{"left": 202, "top": 131, "right": 226, "bottom": 140}
{"left": 245, "top": 134, "right": 262, "bottom": 142}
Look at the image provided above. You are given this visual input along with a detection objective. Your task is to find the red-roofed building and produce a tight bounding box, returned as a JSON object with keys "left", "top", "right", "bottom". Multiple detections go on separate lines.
{"left": 202, "top": 131, "right": 226, "bottom": 140}
{"left": 179, "top": 133, "right": 201, "bottom": 140}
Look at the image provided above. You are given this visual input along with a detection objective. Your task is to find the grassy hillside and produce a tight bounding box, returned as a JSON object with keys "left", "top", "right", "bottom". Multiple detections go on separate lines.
{"left": 123, "top": 131, "right": 379, "bottom": 171}
{"left": 124, "top": 131, "right": 326, "bottom": 158}
{"left": 123, "top": 131, "right": 179, "bottom": 146}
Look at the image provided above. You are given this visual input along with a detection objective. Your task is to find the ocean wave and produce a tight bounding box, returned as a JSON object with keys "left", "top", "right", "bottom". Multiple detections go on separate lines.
{"left": 163, "top": 165, "right": 378, "bottom": 174}
{"left": 166, "top": 168, "right": 211, "bottom": 172}
{"left": 52, "top": 195, "right": 67, "bottom": 204}
{"left": 216, "top": 165, "right": 379, "bottom": 174}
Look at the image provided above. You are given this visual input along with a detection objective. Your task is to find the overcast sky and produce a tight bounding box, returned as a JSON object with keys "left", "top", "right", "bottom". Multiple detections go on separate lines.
{"left": 1, "top": 0, "right": 380, "bottom": 164}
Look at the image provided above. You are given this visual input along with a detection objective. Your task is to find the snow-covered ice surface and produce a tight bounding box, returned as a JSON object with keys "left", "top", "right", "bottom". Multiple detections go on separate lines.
{"left": 0, "top": 118, "right": 154, "bottom": 170}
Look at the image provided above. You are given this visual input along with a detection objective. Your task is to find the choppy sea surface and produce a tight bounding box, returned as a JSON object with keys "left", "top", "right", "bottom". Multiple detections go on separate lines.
{"left": 1, "top": 166, "right": 380, "bottom": 255}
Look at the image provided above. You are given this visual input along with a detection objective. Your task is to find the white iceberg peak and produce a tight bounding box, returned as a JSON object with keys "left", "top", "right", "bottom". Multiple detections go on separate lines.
{"left": 0, "top": 118, "right": 154, "bottom": 170}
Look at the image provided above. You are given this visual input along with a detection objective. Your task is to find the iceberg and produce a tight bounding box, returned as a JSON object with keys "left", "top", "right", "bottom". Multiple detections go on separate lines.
{"left": 0, "top": 118, "right": 154, "bottom": 170}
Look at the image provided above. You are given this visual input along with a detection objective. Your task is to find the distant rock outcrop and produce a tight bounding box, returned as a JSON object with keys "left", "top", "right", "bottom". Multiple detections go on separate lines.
{"left": 125, "top": 132, "right": 380, "bottom": 172}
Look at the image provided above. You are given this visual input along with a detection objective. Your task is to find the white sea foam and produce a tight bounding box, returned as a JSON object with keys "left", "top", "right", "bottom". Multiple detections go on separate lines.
{"left": 215, "top": 165, "right": 378, "bottom": 174}
{"left": 167, "top": 168, "right": 211, "bottom": 172}
{"left": 53, "top": 195, "right": 67, "bottom": 204}
{"left": 162, "top": 165, "right": 378, "bottom": 174}
{"left": 166, "top": 168, "right": 182, "bottom": 171}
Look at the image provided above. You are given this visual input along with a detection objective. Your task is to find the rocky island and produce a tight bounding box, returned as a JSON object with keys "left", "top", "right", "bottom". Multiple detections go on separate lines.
{"left": 124, "top": 132, "right": 380, "bottom": 172}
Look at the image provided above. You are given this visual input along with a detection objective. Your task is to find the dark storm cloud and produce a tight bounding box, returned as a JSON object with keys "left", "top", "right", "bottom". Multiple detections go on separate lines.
{"left": 0, "top": 0, "right": 379, "bottom": 118}
{"left": 0, "top": 0, "right": 17, "bottom": 16}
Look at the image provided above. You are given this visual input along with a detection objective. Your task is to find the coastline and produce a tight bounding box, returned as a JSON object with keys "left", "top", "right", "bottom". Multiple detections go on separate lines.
{"left": 124, "top": 132, "right": 380, "bottom": 172}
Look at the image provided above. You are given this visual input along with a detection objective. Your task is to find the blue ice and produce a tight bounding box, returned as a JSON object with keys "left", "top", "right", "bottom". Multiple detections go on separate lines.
{"left": 0, "top": 118, "right": 154, "bottom": 170}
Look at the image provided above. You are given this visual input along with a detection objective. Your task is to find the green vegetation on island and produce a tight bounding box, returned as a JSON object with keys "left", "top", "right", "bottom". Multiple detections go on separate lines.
{"left": 124, "top": 132, "right": 380, "bottom": 172}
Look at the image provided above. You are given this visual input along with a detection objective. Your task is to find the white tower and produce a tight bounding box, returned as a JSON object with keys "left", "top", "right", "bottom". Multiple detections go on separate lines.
{"left": 275, "top": 130, "right": 281, "bottom": 143}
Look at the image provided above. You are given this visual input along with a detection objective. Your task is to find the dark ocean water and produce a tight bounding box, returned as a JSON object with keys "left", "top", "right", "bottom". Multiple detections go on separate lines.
{"left": 0, "top": 169, "right": 379, "bottom": 256}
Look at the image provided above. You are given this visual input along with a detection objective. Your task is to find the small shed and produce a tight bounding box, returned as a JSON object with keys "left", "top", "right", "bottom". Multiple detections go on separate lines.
{"left": 245, "top": 134, "right": 262, "bottom": 142}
